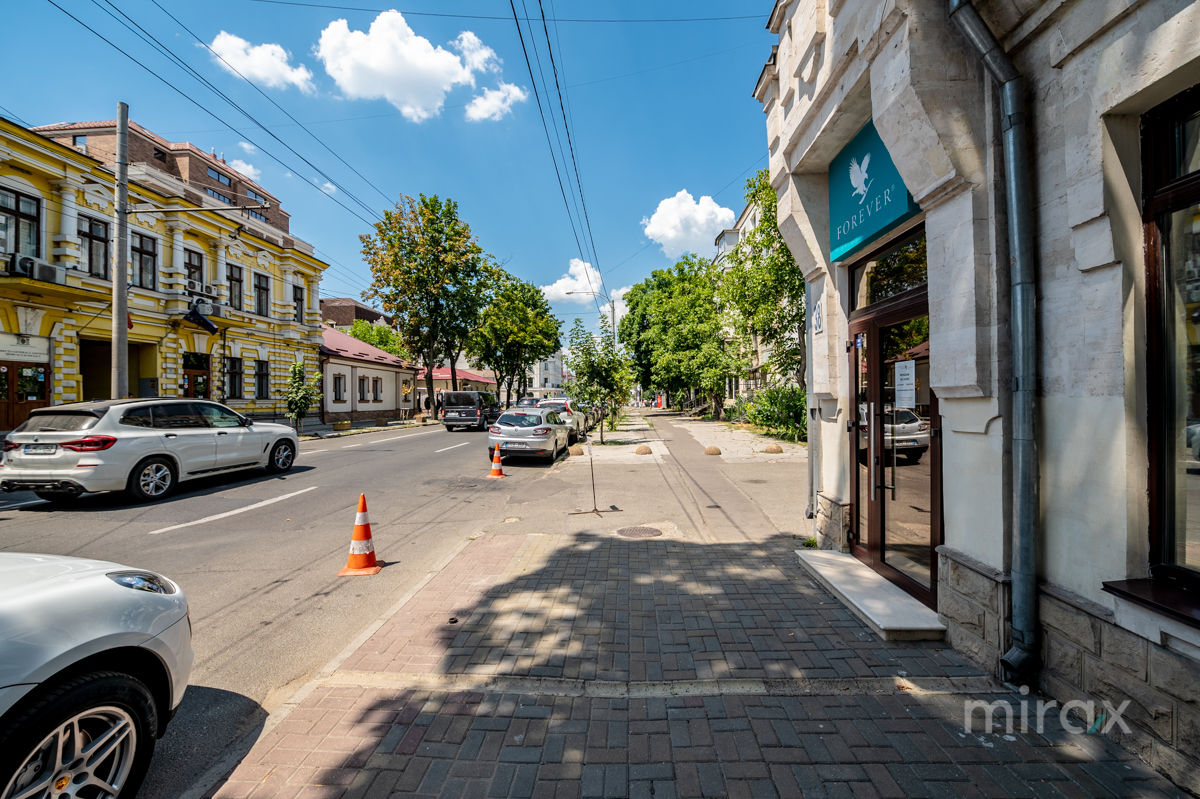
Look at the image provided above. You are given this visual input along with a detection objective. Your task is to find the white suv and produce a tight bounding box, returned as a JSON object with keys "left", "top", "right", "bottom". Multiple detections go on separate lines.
{"left": 1, "top": 398, "right": 299, "bottom": 502}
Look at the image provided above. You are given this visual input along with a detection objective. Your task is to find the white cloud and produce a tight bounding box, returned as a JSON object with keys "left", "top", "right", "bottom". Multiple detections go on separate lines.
{"left": 237, "top": 141, "right": 256, "bottom": 154}
{"left": 641, "top": 189, "right": 735, "bottom": 258}
{"left": 227, "top": 159, "right": 261, "bottom": 182}
{"left": 316, "top": 11, "right": 501, "bottom": 123}
{"left": 540, "top": 259, "right": 604, "bottom": 303}
{"left": 465, "top": 82, "right": 528, "bottom": 122}
{"left": 314, "top": 179, "right": 337, "bottom": 194}
{"left": 611, "top": 285, "right": 631, "bottom": 330}
{"left": 453, "top": 31, "right": 499, "bottom": 74}
{"left": 210, "top": 31, "right": 315, "bottom": 93}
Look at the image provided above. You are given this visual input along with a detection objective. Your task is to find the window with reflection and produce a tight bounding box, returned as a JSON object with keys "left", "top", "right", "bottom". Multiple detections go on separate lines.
{"left": 852, "top": 233, "right": 927, "bottom": 312}
{"left": 1146, "top": 84, "right": 1200, "bottom": 577}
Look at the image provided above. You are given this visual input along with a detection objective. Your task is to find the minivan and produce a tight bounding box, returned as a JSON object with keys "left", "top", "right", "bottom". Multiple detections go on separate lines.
{"left": 442, "top": 391, "right": 502, "bottom": 431}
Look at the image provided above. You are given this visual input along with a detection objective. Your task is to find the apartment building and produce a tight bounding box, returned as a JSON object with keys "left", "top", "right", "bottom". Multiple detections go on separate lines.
{"left": 0, "top": 117, "right": 326, "bottom": 429}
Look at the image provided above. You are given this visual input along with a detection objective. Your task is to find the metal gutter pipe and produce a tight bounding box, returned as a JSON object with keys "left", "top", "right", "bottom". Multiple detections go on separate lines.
{"left": 948, "top": 0, "right": 1041, "bottom": 684}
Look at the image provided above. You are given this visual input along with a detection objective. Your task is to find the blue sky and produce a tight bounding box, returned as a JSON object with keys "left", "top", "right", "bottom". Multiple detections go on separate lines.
{"left": 4, "top": 0, "right": 771, "bottom": 334}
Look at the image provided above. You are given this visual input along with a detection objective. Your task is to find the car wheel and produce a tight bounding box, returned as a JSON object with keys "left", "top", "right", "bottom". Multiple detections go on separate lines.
{"left": 266, "top": 440, "right": 296, "bottom": 473}
{"left": 0, "top": 671, "right": 158, "bottom": 799}
{"left": 33, "top": 491, "right": 78, "bottom": 504}
{"left": 125, "top": 457, "right": 175, "bottom": 502}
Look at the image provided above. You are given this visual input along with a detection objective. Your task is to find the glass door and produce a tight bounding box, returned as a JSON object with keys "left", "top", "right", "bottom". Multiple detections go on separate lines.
{"left": 849, "top": 311, "right": 941, "bottom": 606}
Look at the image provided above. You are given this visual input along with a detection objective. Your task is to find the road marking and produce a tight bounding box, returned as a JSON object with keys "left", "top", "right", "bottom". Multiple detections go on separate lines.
{"left": 342, "top": 442, "right": 366, "bottom": 448}
{"left": 434, "top": 442, "right": 470, "bottom": 453}
{"left": 341, "top": 429, "right": 444, "bottom": 449}
{"left": 147, "top": 486, "right": 319, "bottom": 535}
{"left": 304, "top": 449, "right": 328, "bottom": 455}
{"left": 0, "top": 499, "right": 45, "bottom": 511}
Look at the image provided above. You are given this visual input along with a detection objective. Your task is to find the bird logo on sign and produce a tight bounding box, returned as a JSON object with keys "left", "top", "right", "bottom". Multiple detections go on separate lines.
{"left": 849, "top": 154, "right": 873, "bottom": 204}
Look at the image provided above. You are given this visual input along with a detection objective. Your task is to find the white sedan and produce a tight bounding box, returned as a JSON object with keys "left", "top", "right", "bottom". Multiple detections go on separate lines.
{"left": 0, "top": 552, "right": 193, "bottom": 799}
{"left": 1, "top": 398, "right": 299, "bottom": 502}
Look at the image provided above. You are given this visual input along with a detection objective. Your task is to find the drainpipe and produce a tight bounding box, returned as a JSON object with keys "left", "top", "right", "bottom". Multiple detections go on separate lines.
{"left": 948, "top": 0, "right": 1040, "bottom": 685}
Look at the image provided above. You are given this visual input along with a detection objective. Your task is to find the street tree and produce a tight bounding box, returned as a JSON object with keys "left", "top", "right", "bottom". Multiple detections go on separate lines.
{"left": 360, "top": 194, "right": 484, "bottom": 410}
{"left": 466, "top": 273, "right": 561, "bottom": 406}
{"left": 284, "top": 362, "right": 322, "bottom": 434}
{"left": 620, "top": 255, "right": 742, "bottom": 412}
{"left": 344, "top": 318, "right": 410, "bottom": 360}
{"left": 718, "top": 169, "right": 806, "bottom": 384}
{"left": 563, "top": 316, "right": 633, "bottom": 443}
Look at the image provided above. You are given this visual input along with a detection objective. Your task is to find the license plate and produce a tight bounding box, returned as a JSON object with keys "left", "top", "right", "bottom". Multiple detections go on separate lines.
{"left": 504, "top": 442, "right": 526, "bottom": 448}
{"left": 899, "top": 440, "right": 917, "bottom": 446}
{"left": 24, "top": 444, "right": 56, "bottom": 454}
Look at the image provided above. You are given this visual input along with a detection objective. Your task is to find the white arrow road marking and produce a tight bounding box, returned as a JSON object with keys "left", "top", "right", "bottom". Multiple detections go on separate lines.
{"left": 434, "top": 442, "right": 470, "bottom": 453}
{"left": 148, "top": 486, "right": 319, "bottom": 535}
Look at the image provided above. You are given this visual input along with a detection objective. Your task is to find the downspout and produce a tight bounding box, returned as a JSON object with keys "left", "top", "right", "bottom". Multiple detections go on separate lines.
{"left": 948, "top": 0, "right": 1040, "bottom": 685}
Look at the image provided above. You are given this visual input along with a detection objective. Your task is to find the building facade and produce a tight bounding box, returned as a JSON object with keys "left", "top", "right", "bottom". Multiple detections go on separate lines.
{"left": 0, "top": 117, "right": 326, "bottom": 430}
{"left": 528, "top": 349, "right": 566, "bottom": 398}
{"left": 759, "top": 0, "right": 1200, "bottom": 788}
{"left": 320, "top": 325, "right": 418, "bottom": 424}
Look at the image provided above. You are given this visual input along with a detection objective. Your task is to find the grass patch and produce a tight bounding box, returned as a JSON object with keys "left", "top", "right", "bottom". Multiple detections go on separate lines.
{"left": 801, "top": 536, "right": 818, "bottom": 549}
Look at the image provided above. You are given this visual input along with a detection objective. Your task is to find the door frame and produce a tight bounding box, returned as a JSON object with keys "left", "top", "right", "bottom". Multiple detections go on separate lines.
{"left": 848, "top": 286, "right": 943, "bottom": 608}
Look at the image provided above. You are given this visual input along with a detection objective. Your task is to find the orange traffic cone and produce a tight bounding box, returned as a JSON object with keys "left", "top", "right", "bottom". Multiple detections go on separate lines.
{"left": 337, "top": 493, "right": 383, "bottom": 576}
{"left": 487, "top": 443, "right": 506, "bottom": 479}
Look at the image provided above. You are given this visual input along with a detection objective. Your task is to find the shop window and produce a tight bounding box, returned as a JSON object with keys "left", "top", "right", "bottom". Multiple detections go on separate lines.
{"left": 851, "top": 234, "right": 927, "bottom": 312}
{"left": 1109, "top": 84, "right": 1200, "bottom": 622}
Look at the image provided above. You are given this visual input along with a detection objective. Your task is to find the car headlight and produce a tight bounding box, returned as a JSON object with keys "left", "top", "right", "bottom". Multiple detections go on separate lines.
{"left": 107, "top": 571, "right": 177, "bottom": 594}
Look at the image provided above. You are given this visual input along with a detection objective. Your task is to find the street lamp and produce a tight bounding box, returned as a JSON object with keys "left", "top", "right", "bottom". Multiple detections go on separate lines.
{"left": 565, "top": 290, "right": 616, "bottom": 345}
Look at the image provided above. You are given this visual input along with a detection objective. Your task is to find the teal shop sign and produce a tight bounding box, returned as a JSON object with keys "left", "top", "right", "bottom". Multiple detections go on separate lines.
{"left": 828, "top": 121, "right": 919, "bottom": 262}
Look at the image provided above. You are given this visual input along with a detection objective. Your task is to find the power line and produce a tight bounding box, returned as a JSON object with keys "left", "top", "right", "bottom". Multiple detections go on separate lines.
{"left": 146, "top": 0, "right": 394, "bottom": 206}
{"left": 45, "top": 0, "right": 379, "bottom": 229}
{"left": 247, "top": 0, "right": 762, "bottom": 23}
{"left": 92, "top": 0, "right": 382, "bottom": 221}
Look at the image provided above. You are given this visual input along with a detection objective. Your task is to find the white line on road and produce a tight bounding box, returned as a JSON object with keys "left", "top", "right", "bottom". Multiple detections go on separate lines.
{"left": 304, "top": 449, "right": 328, "bottom": 455}
{"left": 434, "top": 442, "right": 470, "bottom": 453}
{"left": 147, "top": 486, "right": 319, "bottom": 535}
{"left": 0, "top": 499, "right": 46, "bottom": 511}
{"left": 340, "top": 429, "right": 443, "bottom": 449}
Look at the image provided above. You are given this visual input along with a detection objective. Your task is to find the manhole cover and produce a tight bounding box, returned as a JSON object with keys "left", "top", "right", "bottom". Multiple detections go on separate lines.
{"left": 617, "top": 526, "right": 662, "bottom": 538}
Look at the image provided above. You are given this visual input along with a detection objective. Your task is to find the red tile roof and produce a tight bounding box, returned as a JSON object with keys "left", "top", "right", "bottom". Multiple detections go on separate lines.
{"left": 416, "top": 366, "right": 496, "bottom": 385}
{"left": 320, "top": 325, "right": 415, "bottom": 369}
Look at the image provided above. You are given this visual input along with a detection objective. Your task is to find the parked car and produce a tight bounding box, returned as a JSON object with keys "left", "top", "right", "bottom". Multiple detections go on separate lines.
{"left": 442, "top": 391, "right": 502, "bottom": 432}
{"left": 515, "top": 397, "right": 541, "bottom": 409}
{"left": 537, "top": 399, "right": 586, "bottom": 442}
{"left": 0, "top": 552, "right": 193, "bottom": 799}
{"left": 857, "top": 405, "right": 930, "bottom": 463}
{"left": 487, "top": 407, "right": 570, "bottom": 463}
{"left": 0, "top": 398, "right": 298, "bottom": 503}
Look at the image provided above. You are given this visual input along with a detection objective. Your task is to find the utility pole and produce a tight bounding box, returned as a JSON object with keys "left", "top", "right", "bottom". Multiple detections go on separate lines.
{"left": 111, "top": 102, "right": 129, "bottom": 399}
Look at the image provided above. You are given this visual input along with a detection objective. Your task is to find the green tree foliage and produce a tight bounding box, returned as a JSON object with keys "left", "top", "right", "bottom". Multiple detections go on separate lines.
{"left": 360, "top": 194, "right": 484, "bottom": 407}
{"left": 618, "top": 254, "right": 742, "bottom": 411}
{"left": 345, "top": 318, "right": 410, "bottom": 360}
{"left": 718, "top": 169, "right": 806, "bottom": 384}
{"left": 284, "top": 362, "right": 322, "bottom": 434}
{"left": 466, "top": 273, "right": 561, "bottom": 406}
{"left": 562, "top": 316, "right": 633, "bottom": 442}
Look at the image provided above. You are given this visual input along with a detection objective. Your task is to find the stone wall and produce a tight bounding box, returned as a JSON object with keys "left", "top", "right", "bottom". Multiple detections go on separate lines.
{"left": 813, "top": 492, "right": 850, "bottom": 552}
{"left": 938, "top": 547, "right": 1200, "bottom": 793}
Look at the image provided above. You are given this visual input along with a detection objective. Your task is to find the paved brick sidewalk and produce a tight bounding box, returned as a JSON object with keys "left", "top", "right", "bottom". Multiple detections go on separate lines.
{"left": 208, "top": 529, "right": 1184, "bottom": 798}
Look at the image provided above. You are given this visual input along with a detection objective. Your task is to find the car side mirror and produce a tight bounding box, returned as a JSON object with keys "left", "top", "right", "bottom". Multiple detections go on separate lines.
{"left": 241, "top": 416, "right": 254, "bottom": 426}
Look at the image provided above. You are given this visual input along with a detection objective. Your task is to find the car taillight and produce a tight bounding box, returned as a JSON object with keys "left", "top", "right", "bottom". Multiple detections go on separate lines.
{"left": 489, "top": 426, "right": 501, "bottom": 434}
{"left": 532, "top": 427, "right": 551, "bottom": 435}
{"left": 918, "top": 423, "right": 930, "bottom": 432}
{"left": 2, "top": 440, "right": 18, "bottom": 452}
{"left": 60, "top": 435, "right": 118, "bottom": 452}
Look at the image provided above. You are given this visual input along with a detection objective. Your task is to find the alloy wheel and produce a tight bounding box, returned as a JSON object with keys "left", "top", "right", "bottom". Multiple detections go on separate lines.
{"left": 273, "top": 442, "right": 295, "bottom": 470}
{"left": 2, "top": 706, "right": 137, "bottom": 799}
{"left": 138, "top": 463, "right": 172, "bottom": 497}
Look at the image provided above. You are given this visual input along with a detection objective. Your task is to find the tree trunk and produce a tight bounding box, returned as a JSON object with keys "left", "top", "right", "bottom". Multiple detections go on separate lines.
{"left": 424, "top": 342, "right": 437, "bottom": 420}
{"left": 450, "top": 358, "right": 458, "bottom": 392}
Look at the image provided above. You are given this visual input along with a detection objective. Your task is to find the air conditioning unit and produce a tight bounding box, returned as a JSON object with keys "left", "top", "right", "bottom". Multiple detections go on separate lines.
{"left": 185, "top": 279, "right": 217, "bottom": 297}
{"left": 6, "top": 253, "right": 64, "bottom": 284}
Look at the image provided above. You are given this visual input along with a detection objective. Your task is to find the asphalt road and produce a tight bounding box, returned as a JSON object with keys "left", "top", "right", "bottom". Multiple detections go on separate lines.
{"left": 0, "top": 424, "right": 538, "bottom": 798}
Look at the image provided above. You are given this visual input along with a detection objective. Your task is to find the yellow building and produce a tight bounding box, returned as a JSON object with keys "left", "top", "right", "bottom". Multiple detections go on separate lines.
{"left": 0, "top": 117, "right": 327, "bottom": 430}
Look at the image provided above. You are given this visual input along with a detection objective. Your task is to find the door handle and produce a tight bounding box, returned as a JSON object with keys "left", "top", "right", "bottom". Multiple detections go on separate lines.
{"left": 165, "top": 433, "right": 177, "bottom": 438}
{"left": 218, "top": 431, "right": 228, "bottom": 435}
